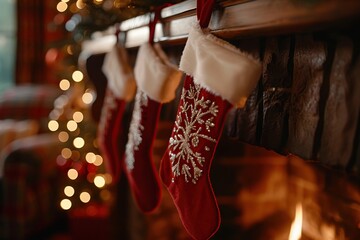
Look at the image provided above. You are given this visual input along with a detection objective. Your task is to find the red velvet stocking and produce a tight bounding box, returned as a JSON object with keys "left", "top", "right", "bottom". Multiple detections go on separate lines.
{"left": 97, "top": 89, "right": 126, "bottom": 180}
{"left": 99, "top": 44, "right": 136, "bottom": 181}
{"left": 123, "top": 42, "right": 182, "bottom": 213}
{"left": 159, "top": 23, "right": 262, "bottom": 240}
{"left": 160, "top": 76, "right": 231, "bottom": 239}
{"left": 124, "top": 90, "right": 162, "bottom": 212}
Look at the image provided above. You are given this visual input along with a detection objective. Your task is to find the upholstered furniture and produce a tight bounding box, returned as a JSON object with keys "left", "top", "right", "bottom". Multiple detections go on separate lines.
{"left": 0, "top": 85, "right": 66, "bottom": 239}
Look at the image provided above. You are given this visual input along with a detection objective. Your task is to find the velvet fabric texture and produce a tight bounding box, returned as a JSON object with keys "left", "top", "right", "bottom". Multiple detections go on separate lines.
{"left": 123, "top": 43, "right": 182, "bottom": 212}
{"left": 160, "top": 76, "right": 232, "bottom": 240}
{"left": 159, "top": 22, "right": 262, "bottom": 240}
{"left": 124, "top": 90, "right": 163, "bottom": 213}
{"left": 97, "top": 89, "right": 126, "bottom": 181}
{"left": 98, "top": 44, "right": 136, "bottom": 181}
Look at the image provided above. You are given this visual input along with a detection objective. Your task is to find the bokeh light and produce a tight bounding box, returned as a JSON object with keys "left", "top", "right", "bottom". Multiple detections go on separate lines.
{"left": 68, "top": 168, "right": 78, "bottom": 180}
{"left": 64, "top": 186, "right": 75, "bottom": 197}
{"left": 94, "top": 175, "right": 105, "bottom": 188}
{"left": 60, "top": 199, "right": 72, "bottom": 210}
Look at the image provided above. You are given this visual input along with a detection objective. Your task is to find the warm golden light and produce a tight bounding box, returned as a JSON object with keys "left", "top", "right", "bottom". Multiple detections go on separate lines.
{"left": 61, "top": 148, "right": 72, "bottom": 159}
{"left": 60, "top": 199, "right": 72, "bottom": 210}
{"left": 93, "top": 155, "right": 103, "bottom": 166}
{"left": 67, "top": 120, "right": 78, "bottom": 132}
{"left": 73, "top": 111, "right": 84, "bottom": 123}
{"left": 85, "top": 152, "right": 96, "bottom": 164}
{"left": 73, "top": 137, "right": 85, "bottom": 149}
{"left": 66, "top": 45, "right": 73, "bottom": 55}
{"left": 104, "top": 173, "right": 112, "bottom": 184}
{"left": 76, "top": 0, "right": 85, "bottom": 9}
{"left": 72, "top": 70, "right": 83, "bottom": 82}
{"left": 289, "top": 203, "right": 303, "bottom": 240}
{"left": 94, "top": 0, "right": 103, "bottom": 4}
{"left": 64, "top": 186, "right": 75, "bottom": 197}
{"left": 59, "top": 79, "right": 70, "bottom": 91}
{"left": 48, "top": 120, "right": 59, "bottom": 131}
{"left": 80, "top": 191, "right": 91, "bottom": 203}
{"left": 61, "top": 0, "right": 70, "bottom": 2}
{"left": 82, "top": 92, "right": 94, "bottom": 104}
{"left": 94, "top": 175, "right": 106, "bottom": 188}
{"left": 68, "top": 168, "right": 78, "bottom": 180}
{"left": 56, "top": 2, "right": 68, "bottom": 12}
{"left": 58, "top": 131, "right": 69, "bottom": 142}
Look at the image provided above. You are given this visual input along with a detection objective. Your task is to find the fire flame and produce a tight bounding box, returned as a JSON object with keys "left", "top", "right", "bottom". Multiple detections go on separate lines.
{"left": 289, "top": 203, "right": 303, "bottom": 240}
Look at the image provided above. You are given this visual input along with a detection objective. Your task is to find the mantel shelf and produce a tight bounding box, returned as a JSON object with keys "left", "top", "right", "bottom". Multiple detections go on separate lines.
{"left": 84, "top": 0, "right": 360, "bottom": 51}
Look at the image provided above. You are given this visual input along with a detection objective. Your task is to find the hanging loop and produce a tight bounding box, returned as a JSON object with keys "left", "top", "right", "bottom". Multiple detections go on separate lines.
{"left": 197, "top": 0, "right": 215, "bottom": 28}
{"left": 148, "top": 3, "right": 172, "bottom": 44}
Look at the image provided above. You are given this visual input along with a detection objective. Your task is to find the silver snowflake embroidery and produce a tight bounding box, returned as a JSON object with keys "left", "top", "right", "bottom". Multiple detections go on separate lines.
{"left": 169, "top": 82, "right": 218, "bottom": 184}
{"left": 125, "top": 89, "right": 148, "bottom": 170}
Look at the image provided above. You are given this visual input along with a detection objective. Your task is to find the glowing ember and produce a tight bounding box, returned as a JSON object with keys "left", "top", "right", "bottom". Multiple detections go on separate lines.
{"left": 289, "top": 203, "right": 303, "bottom": 240}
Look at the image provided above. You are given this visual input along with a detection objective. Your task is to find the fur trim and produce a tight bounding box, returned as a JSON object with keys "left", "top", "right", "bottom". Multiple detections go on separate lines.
{"left": 102, "top": 45, "right": 136, "bottom": 101}
{"left": 134, "top": 43, "right": 182, "bottom": 103}
{"left": 179, "top": 23, "right": 262, "bottom": 107}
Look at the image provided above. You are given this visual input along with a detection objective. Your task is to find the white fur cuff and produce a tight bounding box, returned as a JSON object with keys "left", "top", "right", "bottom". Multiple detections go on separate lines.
{"left": 134, "top": 43, "right": 182, "bottom": 103}
{"left": 179, "top": 24, "right": 262, "bottom": 107}
{"left": 102, "top": 45, "right": 136, "bottom": 101}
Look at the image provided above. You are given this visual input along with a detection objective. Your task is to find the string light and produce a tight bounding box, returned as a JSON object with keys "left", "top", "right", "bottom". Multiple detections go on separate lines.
{"left": 56, "top": 1, "right": 68, "bottom": 12}
{"left": 93, "top": 155, "right": 103, "bottom": 166}
{"left": 60, "top": 199, "right": 72, "bottom": 210}
{"left": 61, "top": 148, "right": 72, "bottom": 159}
{"left": 82, "top": 92, "right": 94, "bottom": 104}
{"left": 94, "top": 175, "right": 106, "bottom": 188}
{"left": 58, "top": 131, "right": 69, "bottom": 142}
{"left": 76, "top": 0, "right": 85, "bottom": 9}
{"left": 73, "top": 111, "right": 84, "bottom": 122}
{"left": 85, "top": 152, "right": 96, "bottom": 164}
{"left": 68, "top": 168, "right": 79, "bottom": 180}
{"left": 48, "top": 120, "right": 59, "bottom": 131}
{"left": 104, "top": 173, "right": 112, "bottom": 184}
{"left": 72, "top": 70, "right": 83, "bottom": 82}
{"left": 64, "top": 186, "right": 75, "bottom": 197}
{"left": 94, "top": 0, "right": 103, "bottom": 4}
{"left": 67, "top": 120, "right": 78, "bottom": 132}
{"left": 80, "top": 192, "right": 91, "bottom": 203}
{"left": 73, "top": 137, "right": 85, "bottom": 148}
{"left": 59, "top": 79, "right": 70, "bottom": 90}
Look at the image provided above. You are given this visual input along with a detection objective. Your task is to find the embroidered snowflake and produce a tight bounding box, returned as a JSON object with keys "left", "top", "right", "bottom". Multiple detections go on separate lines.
{"left": 169, "top": 81, "right": 218, "bottom": 184}
{"left": 125, "top": 90, "right": 148, "bottom": 170}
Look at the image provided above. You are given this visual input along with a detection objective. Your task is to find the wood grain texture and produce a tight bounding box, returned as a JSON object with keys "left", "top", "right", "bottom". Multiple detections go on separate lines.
{"left": 287, "top": 34, "right": 327, "bottom": 160}
{"left": 117, "top": 0, "right": 360, "bottom": 48}
{"left": 319, "top": 37, "right": 357, "bottom": 167}
{"left": 345, "top": 49, "right": 360, "bottom": 172}
{"left": 232, "top": 39, "right": 262, "bottom": 145}
{"left": 260, "top": 37, "right": 293, "bottom": 153}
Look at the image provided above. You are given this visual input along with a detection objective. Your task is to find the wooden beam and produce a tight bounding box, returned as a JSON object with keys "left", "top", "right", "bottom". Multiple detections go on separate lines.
{"left": 118, "top": 0, "right": 360, "bottom": 48}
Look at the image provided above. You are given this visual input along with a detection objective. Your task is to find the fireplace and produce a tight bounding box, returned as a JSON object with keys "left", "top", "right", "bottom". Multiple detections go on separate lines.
{"left": 121, "top": 125, "right": 360, "bottom": 240}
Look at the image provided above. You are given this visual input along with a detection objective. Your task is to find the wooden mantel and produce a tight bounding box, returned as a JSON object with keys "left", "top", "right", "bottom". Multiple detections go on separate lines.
{"left": 116, "top": 0, "right": 360, "bottom": 48}
{"left": 82, "top": 0, "right": 360, "bottom": 172}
